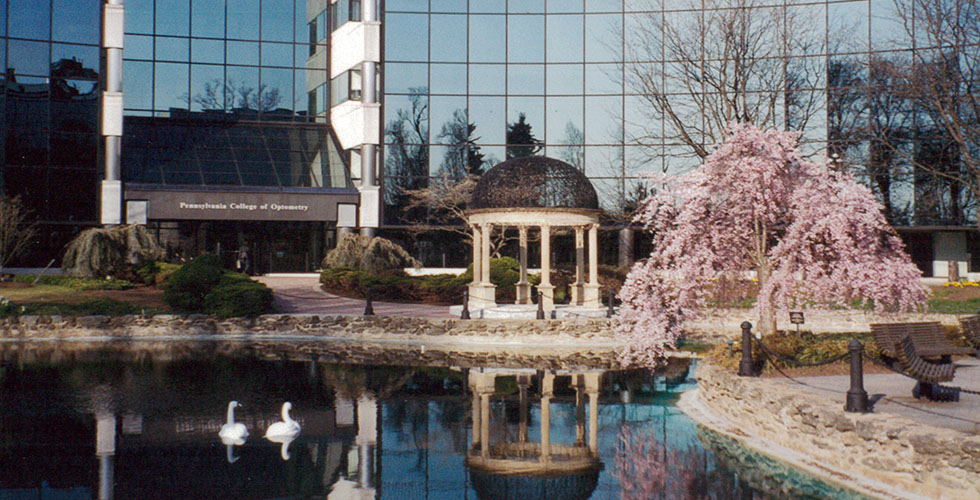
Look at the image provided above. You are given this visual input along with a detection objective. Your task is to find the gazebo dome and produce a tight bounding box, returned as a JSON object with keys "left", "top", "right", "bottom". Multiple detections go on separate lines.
{"left": 469, "top": 156, "right": 599, "bottom": 211}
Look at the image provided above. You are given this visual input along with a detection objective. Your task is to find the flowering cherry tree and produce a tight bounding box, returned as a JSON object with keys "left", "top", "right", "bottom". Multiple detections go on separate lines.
{"left": 617, "top": 123, "right": 927, "bottom": 367}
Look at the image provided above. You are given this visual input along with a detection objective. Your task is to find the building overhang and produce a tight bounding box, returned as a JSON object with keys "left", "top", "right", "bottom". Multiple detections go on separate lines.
{"left": 124, "top": 183, "right": 359, "bottom": 222}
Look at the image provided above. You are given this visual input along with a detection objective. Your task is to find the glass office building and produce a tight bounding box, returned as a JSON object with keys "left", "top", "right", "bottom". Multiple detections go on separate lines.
{"left": 1, "top": 1, "right": 977, "bottom": 274}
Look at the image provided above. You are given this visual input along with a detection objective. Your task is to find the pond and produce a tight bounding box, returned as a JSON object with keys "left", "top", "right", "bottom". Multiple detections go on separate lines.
{"left": 0, "top": 340, "right": 873, "bottom": 500}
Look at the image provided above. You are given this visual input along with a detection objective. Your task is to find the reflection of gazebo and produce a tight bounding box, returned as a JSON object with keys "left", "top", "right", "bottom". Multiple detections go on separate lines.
{"left": 466, "top": 156, "right": 602, "bottom": 313}
{"left": 465, "top": 368, "right": 603, "bottom": 500}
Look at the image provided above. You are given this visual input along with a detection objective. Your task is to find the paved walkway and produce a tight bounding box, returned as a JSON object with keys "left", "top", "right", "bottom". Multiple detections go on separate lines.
{"left": 257, "top": 274, "right": 456, "bottom": 318}
{"left": 771, "top": 357, "right": 980, "bottom": 434}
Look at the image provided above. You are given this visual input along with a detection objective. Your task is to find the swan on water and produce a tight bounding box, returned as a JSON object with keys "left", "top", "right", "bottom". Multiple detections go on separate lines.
{"left": 218, "top": 401, "right": 249, "bottom": 446}
{"left": 264, "top": 402, "right": 301, "bottom": 440}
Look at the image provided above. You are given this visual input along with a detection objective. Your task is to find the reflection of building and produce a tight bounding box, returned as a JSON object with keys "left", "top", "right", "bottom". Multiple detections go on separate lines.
{"left": 466, "top": 368, "right": 604, "bottom": 500}
{"left": 1, "top": 1, "right": 976, "bottom": 272}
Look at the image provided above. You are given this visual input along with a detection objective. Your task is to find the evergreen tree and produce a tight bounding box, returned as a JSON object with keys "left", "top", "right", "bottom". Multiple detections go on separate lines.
{"left": 505, "top": 113, "right": 543, "bottom": 159}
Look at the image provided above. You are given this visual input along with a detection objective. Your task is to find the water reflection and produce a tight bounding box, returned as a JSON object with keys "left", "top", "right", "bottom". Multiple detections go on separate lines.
{"left": 0, "top": 345, "right": 870, "bottom": 499}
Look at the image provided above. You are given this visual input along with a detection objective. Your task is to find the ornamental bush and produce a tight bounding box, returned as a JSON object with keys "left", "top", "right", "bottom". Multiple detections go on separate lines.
{"left": 202, "top": 273, "right": 273, "bottom": 318}
{"left": 163, "top": 254, "right": 225, "bottom": 311}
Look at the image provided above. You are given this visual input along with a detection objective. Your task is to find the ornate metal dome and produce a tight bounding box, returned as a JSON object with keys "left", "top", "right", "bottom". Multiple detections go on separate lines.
{"left": 469, "top": 156, "right": 599, "bottom": 210}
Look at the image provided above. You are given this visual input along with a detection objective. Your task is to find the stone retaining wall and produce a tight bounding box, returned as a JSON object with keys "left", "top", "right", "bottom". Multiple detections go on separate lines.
{"left": 688, "top": 308, "right": 962, "bottom": 338}
{"left": 697, "top": 362, "right": 980, "bottom": 499}
{"left": 0, "top": 313, "right": 618, "bottom": 342}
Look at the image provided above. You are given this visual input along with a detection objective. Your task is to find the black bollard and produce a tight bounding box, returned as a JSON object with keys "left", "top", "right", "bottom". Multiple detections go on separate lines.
{"left": 536, "top": 291, "right": 545, "bottom": 320}
{"left": 606, "top": 287, "right": 615, "bottom": 318}
{"left": 738, "top": 321, "right": 756, "bottom": 376}
{"left": 845, "top": 340, "right": 870, "bottom": 413}
{"left": 461, "top": 289, "right": 471, "bottom": 320}
{"left": 364, "top": 288, "right": 375, "bottom": 316}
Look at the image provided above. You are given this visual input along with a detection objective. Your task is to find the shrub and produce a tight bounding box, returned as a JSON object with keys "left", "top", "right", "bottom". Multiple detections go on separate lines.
{"left": 321, "top": 234, "right": 420, "bottom": 273}
{"left": 154, "top": 262, "right": 182, "bottom": 288}
{"left": 319, "top": 267, "right": 468, "bottom": 304}
{"left": 163, "top": 254, "right": 224, "bottom": 312}
{"left": 202, "top": 273, "right": 273, "bottom": 318}
{"left": 458, "top": 257, "right": 524, "bottom": 301}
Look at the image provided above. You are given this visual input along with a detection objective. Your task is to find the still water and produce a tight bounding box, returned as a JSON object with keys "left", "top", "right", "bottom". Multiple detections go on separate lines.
{"left": 0, "top": 341, "right": 871, "bottom": 500}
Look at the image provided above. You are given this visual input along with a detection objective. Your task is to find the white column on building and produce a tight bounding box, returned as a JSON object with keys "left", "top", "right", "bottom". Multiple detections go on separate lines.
{"left": 359, "top": 0, "right": 380, "bottom": 237}
{"left": 101, "top": 1, "right": 125, "bottom": 225}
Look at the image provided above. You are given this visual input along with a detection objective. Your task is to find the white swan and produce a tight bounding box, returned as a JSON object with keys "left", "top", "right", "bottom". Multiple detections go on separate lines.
{"left": 218, "top": 401, "right": 249, "bottom": 446}
{"left": 264, "top": 402, "right": 301, "bottom": 440}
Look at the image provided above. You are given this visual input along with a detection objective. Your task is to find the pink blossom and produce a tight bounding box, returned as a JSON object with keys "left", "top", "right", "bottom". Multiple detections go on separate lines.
{"left": 617, "top": 123, "right": 928, "bottom": 367}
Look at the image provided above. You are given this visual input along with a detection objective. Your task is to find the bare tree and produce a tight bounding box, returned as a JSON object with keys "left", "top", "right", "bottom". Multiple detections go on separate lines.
{"left": 623, "top": 0, "right": 827, "bottom": 160}
{"left": 183, "top": 79, "right": 283, "bottom": 112}
{"left": 0, "top": 195, "right": 37, "bottom": 274}
{"left": 884, "top": 0, "right": 979, "bottom": 226}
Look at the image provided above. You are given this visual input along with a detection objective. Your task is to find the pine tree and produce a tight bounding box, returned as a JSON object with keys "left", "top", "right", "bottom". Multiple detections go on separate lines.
{"left": 505, "top": 113, "right": 542, "bottom": 159}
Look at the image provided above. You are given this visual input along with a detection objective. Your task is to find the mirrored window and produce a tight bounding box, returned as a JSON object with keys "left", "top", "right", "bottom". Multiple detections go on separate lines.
{"left": 468, "top": 96, "right": 506, "bottom": 144}
{"left": 51, "top": 43, "right": 100, "bottom": 75}
{"left": 7, "top": 40, "right": 49, "bottom": 77}
{"left": 430, "top": 0, "right": 466, "bottom": 13}
{"left": 52, "top": 0, "right": 100, "bottom": 44}
{"left": 124, "top": 60, "right": 154, "bottom": 110}
{"left": 470, "top": 0, "right": 505, "bottom": 14}
{"left": 192, "top": 0, "right": 226, "bottom": 38}
{"left": 430, "top": 64, "right": 467, "bottom": 95}
{"left": 385, "top": 93, "right": 429, "bottom": 145}
{"left": 431, "top": 14, "right": 468, "bottom": 62}
{"left": 829, "top": 1, "right": 869, "bottom": 54}
{"left": 261, "top": 68, "right": 293, "bottom": 111}
{"left": 549, "top": 0, "right": 584, "bottom": 14}
{"left": 156, "top": 0, "right": 190, "bottom": 36}
{"left": 385, "top": 14, "right": 428, "bottom": 61}
{"left": 509, "top": 0, "right": 543, "bottom": 14}
{"left": 227, "top": 0, "right": 261, "bottom": 41}
{"left": 157, "top": 37, "right": 190, "bottom": 62}
{"left": 585, "top": 96, "right": 622, "bottom": 144}
{"left": 154, "top": 62, "right": 190, "bottom": 112}
{"left": 625, "top": 95, "right": 659, "bottom": 144}
{"left": 507, "top": 97, "right": 545, "bottom": 143}
{"left": 262, "top": 42, "right": 293, "bottom": 67}
{"left": 468, "top": 64, "right": 505, "bottom": 95}
{"left": 870, "top": 0, "right": 908, "bottom": 49}
{"left": 587, "top": 0, "right": 623, "bottom": 13}
{"left": 469, "top": 15, "right": 506, "bottom": 62}
{"left": 385, "top": 63, "right": 428, "bottom": 94}
{"left": 9, "top": 0, "right": 50, "bottom": 40}
{"left": 508, "top": 65, "right": 544, "bottom": 95}
{"left": 126, "top": 0, "right": 155, "bottom": 34}
{"left": 508, "top": 15, "right": 545, "bottom": 63}
{"left": 584, "top": 145, "right": 624, "bottom": 177}
{"left": 586, "top": 14, "right": 621, "bottom": 62}
{"left": 546, "top": 96, "right": 583, "bottom": 145}
{"left": 585, "top": 64, "right": 620, "bottom": 94}
{"left": 430, "top": 95, "right": 467, "bottom": 141}
{"left": 385, "top": 0, "right": 427, "bottom": 12}
{"left": 547, "top": 64, "right": 583, "bottom": 95}
{"left": 226, "top": 65, "right": 260, "bottom": 109}
{"left": 547, "top": 14, "right": 584, "bottom": 63}
{"left": 0, "top": 0, "right": 6, "bottom": 38}
{"left": 190, "top": 64, "right": 225, "bottom": 110}
{"left": 126, "top": 34, "right": 155, "bottom": 60}
{"left": 262, "top": 0, "right": 294, "bottom": 42}
{"left": 227, "top": 41, "right": 259, "bottom": 66}
{"left": 191, "top": 38, "right": 225, "bottom": 65}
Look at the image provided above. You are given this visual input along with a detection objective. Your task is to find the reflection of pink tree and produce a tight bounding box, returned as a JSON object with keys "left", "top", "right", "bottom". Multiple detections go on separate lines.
{"left": 617, "top": 123, "right": 926, "bottom": 367}
{"left": 614, "top": 426, "right": 717, "bottom": 500}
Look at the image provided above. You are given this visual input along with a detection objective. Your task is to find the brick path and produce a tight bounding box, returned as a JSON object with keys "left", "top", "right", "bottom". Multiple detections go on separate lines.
{"left": 257, "top": 274, "right": 455, "bottom": 318}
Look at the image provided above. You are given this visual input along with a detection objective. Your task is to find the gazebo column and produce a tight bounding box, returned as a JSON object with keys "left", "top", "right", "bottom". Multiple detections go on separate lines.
{"left": 537, "top": 225, "right": 555, "bottom": 311}
{"left": 572, "top": 226, "right": 586, "bottom": 305}
{"left": 586, "top": 372, "right": 601, "bottom": 455}
{"left": 515, "top": 226, "right": 531, "bottom": 304}
{"left": 468, "top": 223, "right": 496, "bottom": 310}
{"left": 518, "top": 374, "right": 530, "bottom": 442}
{"left": 539, "top": 372, "right": 554, "bottom": 463}
{"left": 583, "top": 223, "right": 602, "bottom": 308}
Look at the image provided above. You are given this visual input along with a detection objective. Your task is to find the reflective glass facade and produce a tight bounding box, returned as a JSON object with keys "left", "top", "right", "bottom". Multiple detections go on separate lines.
{"left": 0, "top": 0, "right": 102, "bottom": 264}
{"left": 380, "top": 0, "right": 980, "bottom": 229}
{"left": 121, "top": 0, "right": 349, "bottom": 189}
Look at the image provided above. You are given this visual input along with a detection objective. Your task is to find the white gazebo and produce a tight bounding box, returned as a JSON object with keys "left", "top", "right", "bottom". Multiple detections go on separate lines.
{"left": 465, "top": 156, "right": 603, "bottom": 316}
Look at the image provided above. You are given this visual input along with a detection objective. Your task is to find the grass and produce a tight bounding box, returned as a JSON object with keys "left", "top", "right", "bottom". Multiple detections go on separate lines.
{"left": 1, "top": 277, "right": 169, "bottom": 316}
{"left": 14, "top": 298, "right": 168, "bottom": 316}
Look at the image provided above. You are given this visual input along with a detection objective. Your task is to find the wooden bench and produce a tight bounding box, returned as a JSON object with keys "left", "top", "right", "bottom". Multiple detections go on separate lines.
{"left": 895, "top": 335, "right": 956, "bottom": 384}
{"left": 957, "top": 315, "right": 980, "bottom": 356}
{"left": 869, "top": 322, "right": 975, "bottom": 361}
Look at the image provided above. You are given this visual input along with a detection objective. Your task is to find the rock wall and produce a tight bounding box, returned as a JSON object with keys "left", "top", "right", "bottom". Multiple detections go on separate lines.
{"left": 0, "top": 313, "right": 618, "bottom": 342}
{"left": 697, "top": 362, "right": 980, "bottom": 499}
{"left": 688, "top": 308, "right": 962, "bottom": 339}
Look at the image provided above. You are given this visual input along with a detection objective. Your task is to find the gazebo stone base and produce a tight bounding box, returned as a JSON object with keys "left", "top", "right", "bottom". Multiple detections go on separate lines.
{"left": 536, "top": 284, "right": 556, "bottom": 310}
{"left": 468, "top": 283, "right": 497, "bottom": 310}
{"left": 449, "top": 304, "right": 609, "bottom": 319}
{"left": 583, "top": 283, "right": 602, "bottom": 309}
{"left": 515, "top": 281, "right": 532, "bottom": 304}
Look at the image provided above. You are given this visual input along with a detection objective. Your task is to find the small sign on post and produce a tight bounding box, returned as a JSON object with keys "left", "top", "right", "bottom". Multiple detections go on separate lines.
{"left": 789, "top": 311, "right": 804, "bottom": 335}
